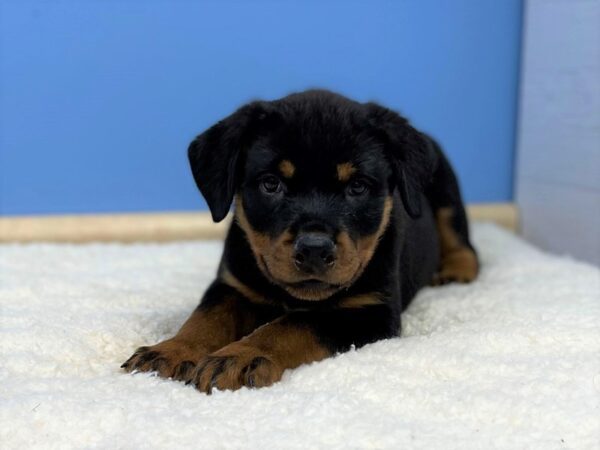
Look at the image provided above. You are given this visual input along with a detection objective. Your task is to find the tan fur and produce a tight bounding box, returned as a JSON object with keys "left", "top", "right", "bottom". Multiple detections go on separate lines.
{"left": 221, "top": 268, "right": 270, "bottom": 305}
{"left": 433, "top": 207, "right": 478, "bottom": 284}
{"left": 190, "top": 317, "right": 330, "bottom": 392}
{"left": 282, "top": 284, "right": 341, "bottom": 301}
{"left": 356, "top": 196, "right": 393, "bottom": 265}
{"left": 121, "top": 296, "right": 260, "bottom": 380}
{"left": 234, "top": 196, "right": 273, "bottom": 276}
{"left": 235, "top": 195, "right": 393, "bottom": 301}
{"left": 336, "top": 162, "right": 356, "bottom": 181}
{"left": 337, "top": 292, "right": 384, "bottom": 308}
{"left": 278, "top": 160, "right": 296, "bottom": 178}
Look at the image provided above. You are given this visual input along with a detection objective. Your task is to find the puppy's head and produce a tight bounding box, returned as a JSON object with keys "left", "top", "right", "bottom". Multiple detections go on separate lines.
{"left": 189, "top": 90, "right": 433, "bottom": 300}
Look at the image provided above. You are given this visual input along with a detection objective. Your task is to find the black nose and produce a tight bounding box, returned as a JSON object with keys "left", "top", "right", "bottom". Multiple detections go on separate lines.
{"left": 293, "top": 233, "right": 336, "bottom": 274}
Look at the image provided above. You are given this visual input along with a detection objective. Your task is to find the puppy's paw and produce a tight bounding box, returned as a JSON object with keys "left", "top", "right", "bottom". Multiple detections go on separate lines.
{"left": 121, "top": 339, "right": 206, "bottom": 381}
{"left": 186, "top": 344, "right": 284, "bottom": 394}
{"left": 432, "top": 248, "right": 479, "bottom": 285}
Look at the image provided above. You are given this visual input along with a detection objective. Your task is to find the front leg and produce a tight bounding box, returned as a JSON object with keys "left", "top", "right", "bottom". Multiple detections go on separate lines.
{"left": 121, "top": 281, "right": 275, "bottom": 380}
{"left": 188, "top": 302, "right": 398, "bottom": 393}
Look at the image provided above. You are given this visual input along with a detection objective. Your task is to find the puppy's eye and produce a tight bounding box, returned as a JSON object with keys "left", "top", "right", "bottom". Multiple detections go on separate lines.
{"left": 347, "top": 179, "right": 369, "bottom": 196}
{"left": 259, "top": 175, "right": 283, "bottom": 195}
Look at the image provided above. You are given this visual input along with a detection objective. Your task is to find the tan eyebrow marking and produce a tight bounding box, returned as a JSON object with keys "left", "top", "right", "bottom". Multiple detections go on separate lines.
{"left": 278, "top": 160, "right": 295, "bottom": 178}
{"left": 336, "top": 162, "right": 356, "bottom": 182}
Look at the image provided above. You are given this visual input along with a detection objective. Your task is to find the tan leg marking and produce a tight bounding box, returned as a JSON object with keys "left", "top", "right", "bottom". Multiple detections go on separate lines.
{"left": 187, "top": 317, "right": 330, "bottom": 392}
{"left": 121, "top": 296, "right": 260, "bottom": 380}
{"left": 432, "top": 207, "right": 478, "bottom": 285}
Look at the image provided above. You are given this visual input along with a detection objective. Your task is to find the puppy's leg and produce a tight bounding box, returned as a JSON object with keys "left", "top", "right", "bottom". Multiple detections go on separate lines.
{"left": 187, "top": 304, "right": 398, "bottom": 393}
{"left": 424, "top": 137, "right": 479, "bottom": 285}
{"left": 121, "top": 281, "right": 276, "bottom": 381}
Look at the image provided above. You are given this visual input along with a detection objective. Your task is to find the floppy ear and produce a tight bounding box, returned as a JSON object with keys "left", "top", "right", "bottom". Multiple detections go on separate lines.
{"left": 188, "top": 102, "right": 269, "bottom": 222}
{"left": 365, "top": 103, "right": 436, "bottom": 219}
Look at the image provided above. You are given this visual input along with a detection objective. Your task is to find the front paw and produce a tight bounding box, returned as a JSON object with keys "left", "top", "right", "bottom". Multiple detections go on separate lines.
{"left": 121, "top": 339, "right": 205, "bottom": 381}
{"left": 186, "top": 344, "right": 284, "bottom": 393}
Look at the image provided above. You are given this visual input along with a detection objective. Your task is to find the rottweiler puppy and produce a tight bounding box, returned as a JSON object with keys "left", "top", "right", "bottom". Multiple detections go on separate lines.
{"left": 122, "top": 90, "right": 478, "bottom": 393}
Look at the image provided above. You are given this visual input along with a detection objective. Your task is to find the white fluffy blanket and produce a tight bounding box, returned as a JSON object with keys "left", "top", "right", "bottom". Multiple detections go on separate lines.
{"left": 1, "top": 224, "right": 599, "bottom": 449}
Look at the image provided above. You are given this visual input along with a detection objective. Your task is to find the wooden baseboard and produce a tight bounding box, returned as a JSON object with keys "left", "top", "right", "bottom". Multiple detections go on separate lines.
{"left": 465, "top": 203, "right": 518, "bottom": 233}
{"left": 0, "top": 203, "right": 518, "bottom": 243}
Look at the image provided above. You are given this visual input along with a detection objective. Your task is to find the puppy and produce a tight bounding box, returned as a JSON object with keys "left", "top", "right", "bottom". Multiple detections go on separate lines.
{"left": 122, "top": 90, "right": 478, "bottom": 393}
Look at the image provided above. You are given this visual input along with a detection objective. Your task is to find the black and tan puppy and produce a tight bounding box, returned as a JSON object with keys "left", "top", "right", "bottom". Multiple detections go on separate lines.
{"left": 122, "top": 90, "right": 478, "bottom": 393}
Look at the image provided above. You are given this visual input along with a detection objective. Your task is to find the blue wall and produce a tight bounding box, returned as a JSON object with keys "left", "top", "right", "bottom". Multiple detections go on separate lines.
{"left": 0, "top": 0, "right": 522, "bottom": 216}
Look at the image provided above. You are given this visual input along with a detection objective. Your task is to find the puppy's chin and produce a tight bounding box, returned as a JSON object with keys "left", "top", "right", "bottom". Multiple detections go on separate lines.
{"left": 259, "top": 259, "right": 341, "bottom": 301}
{"left": 281, "top": 280, "right": 342, "bottom": 301}
{"left": 259, "top": 253, "right": 366, "bottom": 301}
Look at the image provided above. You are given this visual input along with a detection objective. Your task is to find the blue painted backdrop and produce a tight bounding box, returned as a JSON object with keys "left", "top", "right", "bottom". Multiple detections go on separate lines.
{"left": 0, "top": 0, "right": 522, "bottom": 216}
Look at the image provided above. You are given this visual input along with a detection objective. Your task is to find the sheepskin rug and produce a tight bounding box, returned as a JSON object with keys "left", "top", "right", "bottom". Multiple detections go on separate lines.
{"left": 1, "top": 223, "right": 599, "bottom": 449}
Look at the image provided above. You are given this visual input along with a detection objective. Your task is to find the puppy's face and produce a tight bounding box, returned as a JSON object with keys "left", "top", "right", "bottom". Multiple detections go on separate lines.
{"left": 236, "top": 122, "right": 394, "bottom": 300}
{"left": 188, "top": 91, "right": 432, "bottom": 301}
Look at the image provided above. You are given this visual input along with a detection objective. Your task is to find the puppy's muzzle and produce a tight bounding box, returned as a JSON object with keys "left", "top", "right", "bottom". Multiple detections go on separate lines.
{"left": 293, "top": 233, "right": 336, "bottom": 274}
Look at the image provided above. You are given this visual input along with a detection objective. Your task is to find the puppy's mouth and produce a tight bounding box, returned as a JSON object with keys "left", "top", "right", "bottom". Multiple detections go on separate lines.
{"left": 260, "top": 256, "right": 346, "bottom": 300}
